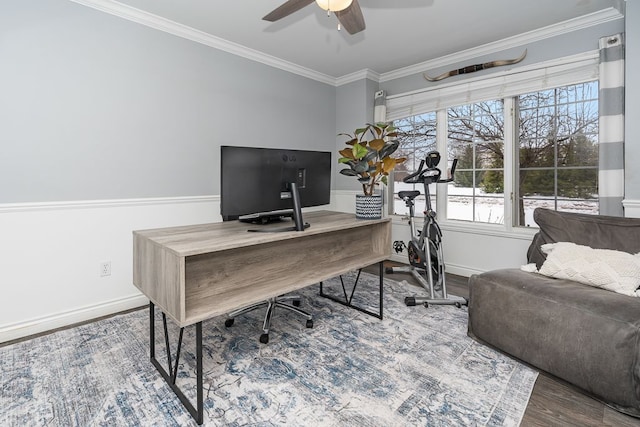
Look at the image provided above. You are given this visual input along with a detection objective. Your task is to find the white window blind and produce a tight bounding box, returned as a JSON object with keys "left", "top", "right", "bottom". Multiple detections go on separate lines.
{"left": 385, "top": 51, "right": 599, "bottom": 121}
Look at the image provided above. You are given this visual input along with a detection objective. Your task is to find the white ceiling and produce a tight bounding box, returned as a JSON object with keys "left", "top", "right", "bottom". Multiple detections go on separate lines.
{"left": 82, "top": 0, "right": 624, "bottom": 79}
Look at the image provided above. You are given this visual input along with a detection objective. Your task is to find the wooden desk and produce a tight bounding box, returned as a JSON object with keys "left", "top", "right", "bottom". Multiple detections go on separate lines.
{"left": 132, "top": 210, "right": 391, "bottom": 424}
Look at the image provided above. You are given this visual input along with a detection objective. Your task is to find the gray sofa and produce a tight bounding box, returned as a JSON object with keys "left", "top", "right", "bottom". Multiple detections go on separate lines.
{"left": 468, "top": 208, "right": 640, "bottom": 416}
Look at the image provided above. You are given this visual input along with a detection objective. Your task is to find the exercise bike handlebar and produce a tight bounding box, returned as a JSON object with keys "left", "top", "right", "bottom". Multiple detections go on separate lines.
{"left": 402, "top": 157, "right": 457, "bottom": 185}
{"left": 438, "top": 158, "right": 458, "bottom": 183}
{"left": 402, "top": 159, "right": 426, "bottom": 184}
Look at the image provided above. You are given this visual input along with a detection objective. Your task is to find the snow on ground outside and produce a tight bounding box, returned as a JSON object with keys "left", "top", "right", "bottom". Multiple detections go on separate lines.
{"left": 392, "top": 183, "right": 598, "bottom": 227}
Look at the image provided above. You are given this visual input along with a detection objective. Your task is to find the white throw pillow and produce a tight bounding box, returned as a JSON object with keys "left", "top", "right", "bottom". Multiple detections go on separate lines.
{"left": 538, "top": 242, "right": 640, "bottom": 297}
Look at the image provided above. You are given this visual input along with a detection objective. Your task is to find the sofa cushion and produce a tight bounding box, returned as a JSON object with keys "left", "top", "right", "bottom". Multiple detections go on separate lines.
{"left": 527, "top": 208, "right": 640, "bottom": 268}
{"left": 537, "top": 242, "right": 640, "bottom": 296}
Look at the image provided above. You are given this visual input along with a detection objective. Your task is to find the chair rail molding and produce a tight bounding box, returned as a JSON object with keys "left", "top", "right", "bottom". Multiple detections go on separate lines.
{"left": 0, "top": 195, "right": 218, "bottom": 213}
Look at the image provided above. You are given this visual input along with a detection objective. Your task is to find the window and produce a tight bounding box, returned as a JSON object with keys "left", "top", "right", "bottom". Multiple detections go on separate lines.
{"left": 392, "top": 81, "right": 599, "bottom": 228}
{"left": 392, "top": 112, "right": 437, "bottom": 216}
{"left": 448, "top": 100, "right": 505, "bottom": 223}
{"left": 516, "top": 82, "right": 599, "bottom": 226}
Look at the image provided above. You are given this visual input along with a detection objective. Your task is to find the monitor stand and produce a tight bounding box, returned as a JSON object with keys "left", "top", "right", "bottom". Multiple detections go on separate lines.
{"left": 247, "top": 182, "right": 309, "bottom": 233}
{"left": 240, "top": 211, "right": 293, "bottom": 225}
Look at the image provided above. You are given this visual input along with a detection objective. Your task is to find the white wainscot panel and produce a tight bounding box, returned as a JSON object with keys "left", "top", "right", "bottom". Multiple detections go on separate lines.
{"left": 0, "top": 196, "right": 220, "bottom": 343}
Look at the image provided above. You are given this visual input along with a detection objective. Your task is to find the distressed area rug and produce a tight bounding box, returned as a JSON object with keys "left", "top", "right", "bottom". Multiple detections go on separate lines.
{"left": 1, "top": 272, "right": 537, "bottom": 426}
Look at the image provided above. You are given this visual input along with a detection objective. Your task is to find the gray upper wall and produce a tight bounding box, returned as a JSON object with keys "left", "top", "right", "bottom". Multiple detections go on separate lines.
{"left": 0, "top": 0, "right": 336, "bottom": 203}
{"left": 334, "top": 78, "right": 379, "bottom": 192}
{"left": 380, "top": 18, "right": 625, "bottom": 97}
{"left": 1, "top": 0, "right": 631, "bottom": 204}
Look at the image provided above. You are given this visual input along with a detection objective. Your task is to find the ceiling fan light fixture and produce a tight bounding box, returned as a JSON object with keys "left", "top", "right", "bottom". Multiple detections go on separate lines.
{"left": 315, "top": 0, "right": 353, "bottom": 12}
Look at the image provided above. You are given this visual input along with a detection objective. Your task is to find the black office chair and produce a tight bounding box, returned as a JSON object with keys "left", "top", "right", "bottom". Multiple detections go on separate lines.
{"left": 224, "top": 294, "right": 313, "bottom": 344}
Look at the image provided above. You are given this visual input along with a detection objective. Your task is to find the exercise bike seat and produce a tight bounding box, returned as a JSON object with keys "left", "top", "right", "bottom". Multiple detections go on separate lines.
{"left": 398, "top": 190, "right": 421, "bottom": 200}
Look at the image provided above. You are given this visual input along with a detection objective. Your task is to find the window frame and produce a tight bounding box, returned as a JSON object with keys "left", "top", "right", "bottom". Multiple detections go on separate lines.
{"left": 385, "top": 51, "right": 600, "bottom": 236}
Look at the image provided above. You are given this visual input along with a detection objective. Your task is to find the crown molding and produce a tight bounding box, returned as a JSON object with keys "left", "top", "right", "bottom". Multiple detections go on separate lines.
{"left": 68, "top": 0, "right": 337, "bottom": 85}
{"left": 335, "top": 69, "right": 381, "bottom": 86}
{"left": 69, "top": 1, "right": 622, "bottom": 87}
{"left": 379, "top": 7, "right": 623, "bottom": 83}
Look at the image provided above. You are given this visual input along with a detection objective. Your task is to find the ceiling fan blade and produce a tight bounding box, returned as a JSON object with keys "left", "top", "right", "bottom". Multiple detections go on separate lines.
{"left": 263, "top": 0, "right": 315, "bottom": 22}
{"left": 335, "top": 0, "right": 366, "bottom": 35}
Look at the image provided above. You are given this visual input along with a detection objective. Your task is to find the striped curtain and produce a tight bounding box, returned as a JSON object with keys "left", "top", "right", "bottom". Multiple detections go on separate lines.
{"left": 598, "top": 33, "right": 625, "bottom": 216}
{"left": 374, "top": 90, "right": 386, "bottom": 123}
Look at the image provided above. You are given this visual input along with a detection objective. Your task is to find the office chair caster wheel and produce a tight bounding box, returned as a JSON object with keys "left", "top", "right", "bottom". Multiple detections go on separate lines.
{"left": 224, "top": 318, "right": 234, "bottom": 327}
{"left": 259, "top": 333, "right": 269, "bottom": 344}
{"left": 405, "top": 297, "right": 416, "bottom": 306}
{"left": 293, "top": 300, "right": 301, "bottom": 307}
{"left": 423, "top": 302, "right": 429, "bottom": 308}
{"left": 306, "top": 319, "right": 313, "bottom": 328}
{"left": 455, "top": 302, "right": 462, "bottom": 308}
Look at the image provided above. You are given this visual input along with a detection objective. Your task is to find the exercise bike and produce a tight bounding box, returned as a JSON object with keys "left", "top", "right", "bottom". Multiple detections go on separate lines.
{"left": 386, "top": 151, "right": 468, "bottom": 308}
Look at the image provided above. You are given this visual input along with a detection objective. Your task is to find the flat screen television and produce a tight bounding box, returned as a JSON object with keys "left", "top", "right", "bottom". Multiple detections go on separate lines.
{"left": 220, "top": 146, "right": 332, "bottom": 231}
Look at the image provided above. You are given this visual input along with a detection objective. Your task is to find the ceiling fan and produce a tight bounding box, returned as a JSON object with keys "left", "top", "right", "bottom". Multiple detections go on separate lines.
{"left": 263, "top": 0, "right": 366, "bottom": 35}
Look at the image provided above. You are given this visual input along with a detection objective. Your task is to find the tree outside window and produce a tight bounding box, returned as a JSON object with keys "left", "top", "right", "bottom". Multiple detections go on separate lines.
{"left": 447, "top": 100, "right": 505, "bottom": 223}
{"left": 392, "top": 113, "right": 437, "bottom": 216}
{"left": 516, "top": 82, "right": 599, "bottom": 226}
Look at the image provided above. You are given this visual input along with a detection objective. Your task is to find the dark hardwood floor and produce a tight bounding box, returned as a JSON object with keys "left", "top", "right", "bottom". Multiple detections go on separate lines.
{"left": 376, "top": 261, "right": 640, "bottom": 427}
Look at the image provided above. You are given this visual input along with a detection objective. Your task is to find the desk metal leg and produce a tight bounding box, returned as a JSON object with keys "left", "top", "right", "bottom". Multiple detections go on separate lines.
{"left": 149, "top": 302, "right": 204, "bottom": 425}
{"left": 319, "top": 261, "right": 384, "bottom": 319}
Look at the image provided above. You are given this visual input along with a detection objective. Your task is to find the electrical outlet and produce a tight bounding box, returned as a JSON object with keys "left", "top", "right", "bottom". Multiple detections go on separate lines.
{"left": 99, "top": 261, "right": 111, "bottom": 277}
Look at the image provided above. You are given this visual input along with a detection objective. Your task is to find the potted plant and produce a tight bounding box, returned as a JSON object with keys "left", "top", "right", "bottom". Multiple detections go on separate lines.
{"left": 338, "top": 122, "right": 406, "bottom": 219}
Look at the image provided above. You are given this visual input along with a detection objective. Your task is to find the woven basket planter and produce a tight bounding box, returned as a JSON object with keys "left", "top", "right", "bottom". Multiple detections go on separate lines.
{"left": 355, "top": 194, "right": 383, "bottom": 220}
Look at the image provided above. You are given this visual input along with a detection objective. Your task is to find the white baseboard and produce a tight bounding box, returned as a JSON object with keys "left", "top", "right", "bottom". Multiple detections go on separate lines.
{"left": 0, "top": 294, "right": 148, "bottom": 344}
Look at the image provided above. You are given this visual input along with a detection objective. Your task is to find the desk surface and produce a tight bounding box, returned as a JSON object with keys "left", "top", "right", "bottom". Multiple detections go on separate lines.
{"left": 133, "top": 210, "right": 391, "bottom": 326}
{"left": 134, "top": 210, "right": 388, "bottom": 256}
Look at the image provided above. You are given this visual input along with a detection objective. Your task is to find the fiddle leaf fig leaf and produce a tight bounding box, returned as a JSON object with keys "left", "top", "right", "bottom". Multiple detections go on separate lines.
{"left": 379, "top": 141, "right": 400, "bottom": 159}
{"left": 339, "top": 168, "right": 358, "bottom": 176}
{"left": 354, "top": 127, "right": 367, "bottom": 137}
{"left": 363, "top": 148, "right": 378, "bottom": 162}
{"left": 339, "top": 148, "right": 355, "bottom": 159}
{"left": 369, "top": 138, "right": 385, "bottom": 152}
{"left": 382, "top": 157, "right": 397, "bottom": 173}
{"left": 352, "top": 143, "right": 369, "bottom": 160}
{"left": 338, "top": 157, "right": 352, "bottom": 164}
{"left": 353, "top": 160, "right": 369, "bottom": 174}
